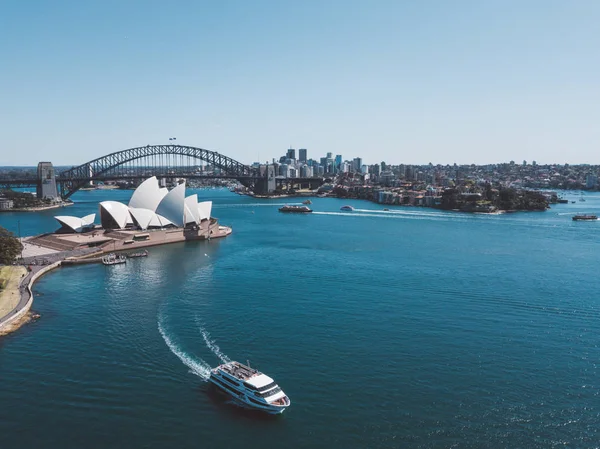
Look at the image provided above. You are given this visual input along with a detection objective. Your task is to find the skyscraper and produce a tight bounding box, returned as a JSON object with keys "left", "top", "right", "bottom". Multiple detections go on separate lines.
{"left": 335, "top": 155, "right": 342, "bottom": 170}
{"left": 299, "top": 148, "right": 307, "bottom": 163}
{"left": 286, "top": 148, "right": 296, "bottom": 160}
{"left": 36, "top": 162, "right": 58, "bottom": 199}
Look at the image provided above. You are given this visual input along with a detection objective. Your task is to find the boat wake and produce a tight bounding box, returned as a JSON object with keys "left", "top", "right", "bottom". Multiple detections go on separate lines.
{"left": 158, "top": 315, "right": 211, "bottom": 380}
{"left": 196, "top": 318, "right": 231, "bottom": 364}
{"left": 213, "top": 203, "right": 302, "bottom": 208}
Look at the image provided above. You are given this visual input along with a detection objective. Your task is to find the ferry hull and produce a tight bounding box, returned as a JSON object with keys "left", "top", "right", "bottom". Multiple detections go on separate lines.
{"left": 208, "top": 375, "right": 289, "bottom": 414}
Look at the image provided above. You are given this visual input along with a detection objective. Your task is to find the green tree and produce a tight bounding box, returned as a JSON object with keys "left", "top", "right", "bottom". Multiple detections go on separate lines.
{"left": 0, "top": 226, "right": 23, "bottom": 264}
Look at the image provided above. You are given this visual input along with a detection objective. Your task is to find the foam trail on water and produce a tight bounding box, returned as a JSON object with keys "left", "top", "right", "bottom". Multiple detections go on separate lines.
{"left": 195, "top": 318, "right": 231, "bottom": 363}
{"left": 158, "top": 317, "right": 211, "bottom": 380}
{"left": 213, "top": 203, "right": 302, "bottom": 208}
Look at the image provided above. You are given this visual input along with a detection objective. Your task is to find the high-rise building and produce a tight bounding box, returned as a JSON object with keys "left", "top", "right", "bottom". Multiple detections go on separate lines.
{"left": 353, "top": 158, "right": 362, "bottom": 172}
{"left": 286, "top": 148, "right": 296, "bottom": 160}
{"left": 36, "top": 162, "right": 58, "bottom": 200}
{"left": 335, "top": 155, "right": 342, "bottom": 170}
{"left": 299, "top": 149, "right": 307, "bottom": 163}
{"left": 586, "top": 174, "right": 598, "bottom": 189}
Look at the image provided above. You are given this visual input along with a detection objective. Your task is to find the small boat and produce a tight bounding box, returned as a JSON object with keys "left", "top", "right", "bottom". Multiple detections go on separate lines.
{"left": 209, "top": 361, "right": 291, "bottom": 414}
{"left": 302, "top": 200, "right": 312, "bottom": 205}
{"left": 572, "top": 214, "right": 598, "bottom": 221}
{"left": 102, "top": 253, "right": 127, "bottom": 265}
{"left": 340, "top": 205, "right": 354, "bottom": 211}
{"left": 127, "top": 250, "right": 148, "bottom": 258}
{"left": 279, "top": 205, "right": 312, "bottom": 213}
{"left": 383, "top": 208, "right": 389, "bottom": 211}
{"left": 571, "top": 201, "right": 576, "bottom": 204}
{"left": 557, "top": 199, "right": 568, "bottom": 204}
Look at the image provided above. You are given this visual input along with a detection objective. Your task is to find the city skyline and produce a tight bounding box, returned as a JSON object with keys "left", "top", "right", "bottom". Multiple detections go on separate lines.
{"left": 2, "top": 1, "right": 600, "bottom": 166}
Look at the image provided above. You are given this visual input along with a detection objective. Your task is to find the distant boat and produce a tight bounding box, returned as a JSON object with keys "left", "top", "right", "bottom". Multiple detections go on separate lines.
{"left": 279, "top": 205, "right": 312, "bottom": 213}
{"left": 340, "top": 205, "right": 354, "bottom": 211}
{"left": 102, "top": 253, "right": 127, "bottom": 265}
{"left": 302, "top": 200, "right": 312, "bottom": 205}
{"left": 127, "top": 250, "right": 148, "bottom": 258}
{"left": 383, "top": 208, "right": 390, "bottom": 211}
{"left": 572, "top": 214, "right": 598, "bottom": 221}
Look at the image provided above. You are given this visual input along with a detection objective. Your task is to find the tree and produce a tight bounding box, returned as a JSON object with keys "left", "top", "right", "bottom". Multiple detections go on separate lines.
{"left": 0, "top": 226, "right": 23, "bottom": 264}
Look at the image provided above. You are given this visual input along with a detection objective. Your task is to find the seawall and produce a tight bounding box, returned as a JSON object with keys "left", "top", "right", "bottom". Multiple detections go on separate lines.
{"left": 0, "top": 261, "right": 61, "bottom": 335}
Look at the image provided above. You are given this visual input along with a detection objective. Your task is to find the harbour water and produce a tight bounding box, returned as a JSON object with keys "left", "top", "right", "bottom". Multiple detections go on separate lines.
{"left": 0, "top": 189, "right": 599, "bottom": 448}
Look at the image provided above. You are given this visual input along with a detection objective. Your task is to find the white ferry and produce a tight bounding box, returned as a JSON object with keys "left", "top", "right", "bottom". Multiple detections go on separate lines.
{"left": 101, "top": 253, "right": 126, "bottom": 265}
{"left": 208, "top": 361, "right": 291, "bottom": 414}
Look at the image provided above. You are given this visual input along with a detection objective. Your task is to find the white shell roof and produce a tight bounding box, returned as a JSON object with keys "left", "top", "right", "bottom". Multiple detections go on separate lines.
{"left": 99, "top": 201, "right": 131, "bottom": 229}
{"left": 129, "top": 207, "right": 155, "bottom": 230}
{"left": 197, "top": 201, "right": 212, "bottom": 221}
{"left": 148, "top": 213, "right": 173, "bottom": 228}
{"left": 82, "top": 214, "right": 96, "bottom": 225}
{"left": 245, "top": 374, "right": 275, "bottom": 389}
{"left": 54, "top": 215, "right": 89, "bottom": 233}
{"left": 155, "top": 182, "right": 186, "bottom": 227}
{"left": 184, "top": 194, "right": 200, "bottom": 225}
{"left": 128, "top": 176, "right": 165, "bottom": 212}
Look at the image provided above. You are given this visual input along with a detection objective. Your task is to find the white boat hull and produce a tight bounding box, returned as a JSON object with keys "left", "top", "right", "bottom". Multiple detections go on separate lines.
{"left": 208, "top": 374, "right": 290, "bottom": 414}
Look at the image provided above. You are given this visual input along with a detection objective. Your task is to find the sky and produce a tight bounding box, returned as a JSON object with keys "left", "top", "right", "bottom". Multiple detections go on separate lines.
{"left": 1, "top": 0, "right": 599, "bottom": 166}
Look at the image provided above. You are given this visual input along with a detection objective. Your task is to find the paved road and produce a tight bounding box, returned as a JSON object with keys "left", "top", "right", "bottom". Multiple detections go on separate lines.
{"left": 0, "top": 265, "right": 48, "bottom": 329}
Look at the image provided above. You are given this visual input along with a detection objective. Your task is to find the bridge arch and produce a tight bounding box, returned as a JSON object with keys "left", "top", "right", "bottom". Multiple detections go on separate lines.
{"left": 58, "top": 145, "right": 257, "bottom": 198}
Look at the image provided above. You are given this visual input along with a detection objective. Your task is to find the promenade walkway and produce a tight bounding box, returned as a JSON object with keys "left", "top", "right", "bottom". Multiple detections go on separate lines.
{"left": 0, "top": 265, "right": 37, "bottom": 332}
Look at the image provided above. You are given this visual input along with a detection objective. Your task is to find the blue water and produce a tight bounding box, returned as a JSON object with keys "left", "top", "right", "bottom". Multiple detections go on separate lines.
{"left": 1, "top": 189, "right": 599, "bottom": 448}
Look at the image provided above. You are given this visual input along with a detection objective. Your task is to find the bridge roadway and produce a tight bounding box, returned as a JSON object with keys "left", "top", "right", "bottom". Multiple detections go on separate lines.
{"left": 0, "top": 175, "right": 324, "bottom": 192}
{"left": 0, "top": 144, "right": 326, "bottom": 197}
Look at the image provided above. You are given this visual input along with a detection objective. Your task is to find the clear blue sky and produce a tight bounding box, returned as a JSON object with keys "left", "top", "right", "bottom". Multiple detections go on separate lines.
{"left": 1, "top": 0, "right": 599, "bottom": 166}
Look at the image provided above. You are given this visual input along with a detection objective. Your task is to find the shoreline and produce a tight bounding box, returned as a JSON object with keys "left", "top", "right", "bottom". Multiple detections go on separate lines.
{"left": 0, "top": 223, "right": 233, "bottom": 336}
{"left": 242, "top": 192, "right": 546, "bottom": 214}
{"left": 0, "top": 202, "right": 73, "bottom": 213}
{"left": 0, "top": 262, "right": 61, "bottom": 336}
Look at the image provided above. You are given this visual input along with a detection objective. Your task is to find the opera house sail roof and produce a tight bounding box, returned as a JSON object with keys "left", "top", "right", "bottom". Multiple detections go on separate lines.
{"left": 55, "top": 176, "right": 213, "bottom": 233}
{"left": 54, "top": 214, "right": 96, "bottom": 233}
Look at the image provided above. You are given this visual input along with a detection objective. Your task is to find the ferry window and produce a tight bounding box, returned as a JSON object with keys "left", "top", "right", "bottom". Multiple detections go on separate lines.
{"left": 221, "top": 376, "right": 238, "bottom": 386}
{"left": 257, "top": 386, "right": 282, "bottom": 398}
{"left": 257, "top": 382, "right": 277, "bottom": 392}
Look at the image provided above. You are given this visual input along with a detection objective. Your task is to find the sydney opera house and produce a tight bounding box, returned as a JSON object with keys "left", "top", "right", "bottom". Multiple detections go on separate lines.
{"left": 26, "top": 177, "right": 230, "bottom": 256}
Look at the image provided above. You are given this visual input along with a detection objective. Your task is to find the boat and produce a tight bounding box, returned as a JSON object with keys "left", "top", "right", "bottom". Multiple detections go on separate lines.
{"left": 208, "top": 361, "right": 291, "bottom": 414}
{"left": 383, "top": 208, "right": 390, "bottom": 211}
{"left": 102, "top": 253, "right": 127, "bottom": 265}
{"left": 572, "top": 214, "right": 598, "bottom": 221}
{"left": 278, "top": 205, "right": 312, "bottom": 213}
{"left": 127, "top": 250, "right": 148, "bottom": 258}
{"left": 302, "top": 200, "right": 312, "bottom": 205}
{"left": 340, "top": 205, "right": 354, "bottom": 211}
{"left": 571, "top": 201, "right": 576, "bottom": 204}
{"left": 557, "top": 199, "right": 568, "bottom": 204}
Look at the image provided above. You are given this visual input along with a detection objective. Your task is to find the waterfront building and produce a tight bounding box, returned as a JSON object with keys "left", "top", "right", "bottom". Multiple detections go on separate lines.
{"left": 586, "top": 174, "right": 598, "bottom": 189}
{"left": 93, "top": 176, "right": 212, "bottom": 231}
{"left": 0, "top": 197, "right": 14, "bottom": 210}
{"left": 36, "top": 162, "right": 59, "bottom": 200}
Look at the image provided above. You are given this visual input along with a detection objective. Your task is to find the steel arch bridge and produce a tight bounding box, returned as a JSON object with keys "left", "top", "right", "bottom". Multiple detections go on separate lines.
{"left": 58, "top": 144, "right": 259, "bottom": 198}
